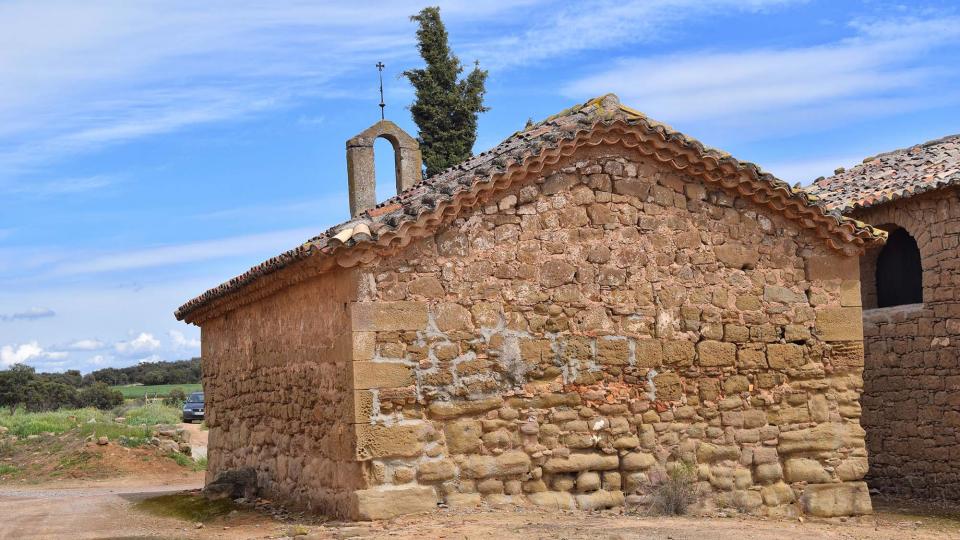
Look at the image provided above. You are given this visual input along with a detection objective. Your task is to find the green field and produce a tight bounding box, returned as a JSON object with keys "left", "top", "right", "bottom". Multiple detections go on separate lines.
{"left": 111, "top": 383, "right": 202, "bottom": 399}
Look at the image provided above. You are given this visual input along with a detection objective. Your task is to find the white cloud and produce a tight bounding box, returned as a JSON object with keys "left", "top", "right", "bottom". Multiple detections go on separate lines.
{"left": 6, "top": 175, "right": 116, "bottom": 197}
{"left": 169, "top": 330, "right": 201, "bottom": 351}
{"left": 0, "top": 307, "right": 56, "bottom": 322}
{"left": 114, "top": 332, "right": 161, "bottom": 356}
{"left": 466, "top": 0, "right": 797, "bottom": 69}
{"left": 66, "top": 339, "right": 107, "bottom": 351}
{"left": 562, "top": 15, "right": 960, "bottom": 136}
{"left": 50, "top": 226, "right": 321, "bottom": 277}
{"left": 1, "top": 342, "right": 43, "bottom": 366}
{"left": 0, "top": 1, "right": 540, "bottom": 179}
{"left": 88, "top": 355, "right": 109, "bottom": 366}
{"left": 0, "top": 341, "right": 69, "bottom": 367}
{"left": 0, "top": 0, "right": 804, "bottom": 180}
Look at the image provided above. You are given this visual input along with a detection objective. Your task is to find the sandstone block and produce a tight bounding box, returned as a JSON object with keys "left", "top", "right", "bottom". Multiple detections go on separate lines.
{"left": 407, "top": 276, "right": 445, "bottom": 298}
{"left": 496, "top": 451, "right": 532, "bottom": 475}
{"left": 353, "top": 332, "right": 376, "bottom": 362}
{"left": 459, "top": 455, "right": 497, "bottom": 479}
{"left": 597, "top": 338, "right": 629, "bottom": 365}
{"left": 355, "top": 424, "right": 423, "bottom": 460}
{"left": 434, "top": 303, "right": 474, "bottom": 332}
{"left": 815, "top": 307, "right": 863, "bottom": 341}
{"left": 715, "top": 243, "right": 759, "bottom": 270}
{"left": 445, "top": 492, "right": 482, "bottom": 508}
{"left": 653, "top": 372, "right": 683, "bottom": 401}
{"left": 754, "top": 463, "right": 783, "bottom": 484}
{"left": 353, "top": 362, "right": 413, "bottom": 389}
{"left": 428, "top": 396, "right": 504, "bottom": 419}
{"left": 352, "top": 301, "right": 428, "bottom": 331}
{"left": 540, "top": 260, "right": 577, "bottom": 288}
{"left": 663, "top": 340, "right": 694, "bottom": 367}
{"left": 352, "top": 390, "right": 374, "bottom": 423}
{"left": 784, "top": 458, "right": 831, "bottom": 483}
{"left": 698, "top": 340, "right": 736, "bottom": 367}
{"left": 737, "top": 349, "right": 767, "bottom": 370}
{"left": 634, "top": 339, "right": 664, "bottom": 368}
{"left": 800, "top": 482, "right": 872, "bottom": 517}
{"left": 576, "top": 471, "right": 601, "bottom": 492}
{"left": 764, "top": 285, "right": 806, "bottom": 304}
{"left": 352, "top": 486, "right": 437, "bottom": 520}
{"left": 836, "top": 457, "right": 868, "bottom": 481}
{"left": 761, "top": 482, "right": 795, "bottom": 506}
{"left": 528, "top": 491, "right": 577, "bottom": 510}
{"left": 805, "top": 255, "right": 859, "bottom": 281}
{"left": 621, "top": 452, "right": 656, "bottom": 470}
{"left": 697, "top": 442, "right": 739, "bottom": 463}
{"left": 417, "top": 459, "right": 456, "bottom": 482}
{"left": 575, "top": 489, "right": 624, "bottom": 510}
{"left": 778, "top": 422, "right": 865, "bottom": 454}
{"left": 839, "top": 280, "right": 861, "bottom": 307}
{"left": 543, "top": 453, "right": 619, "bottom": 473}
{"left": 444, "top": 420, "right": 482, "bottom": 454}
{"left": 767, "top": 344, "right": 804, "bottom": 369}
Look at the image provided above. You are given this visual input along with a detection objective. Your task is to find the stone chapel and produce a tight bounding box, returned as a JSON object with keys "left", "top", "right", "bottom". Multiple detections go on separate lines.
{"left": 176, "top": 95, "right": 885, "bottom": 520}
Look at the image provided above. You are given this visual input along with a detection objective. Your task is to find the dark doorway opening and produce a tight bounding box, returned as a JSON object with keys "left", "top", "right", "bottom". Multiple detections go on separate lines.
{"left": 876, "top": 228, "right": 923, "bottom": 307}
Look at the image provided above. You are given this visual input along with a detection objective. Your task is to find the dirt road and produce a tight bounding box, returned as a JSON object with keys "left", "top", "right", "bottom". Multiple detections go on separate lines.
{"left": 182, "top": 422, "right": 209, "bottom": 460}
{"left": 0, "top": 476, "right": 204, "bottom": 540}
{"left": 2, "top": 423, "right": 958, "bottom": 540}
{"left": 2, "top": 482, "right": 959, "bottom": 540}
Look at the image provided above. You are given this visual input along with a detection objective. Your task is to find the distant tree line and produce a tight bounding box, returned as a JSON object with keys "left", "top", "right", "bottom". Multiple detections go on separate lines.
{"left": 0, "top": 357, "right": 201, "bottom": 412}
{"left": 0, "top": 365, "right": 122, "bottom": 412}
{"left": 83, "top": 357, "right": 201, "bottom": 386}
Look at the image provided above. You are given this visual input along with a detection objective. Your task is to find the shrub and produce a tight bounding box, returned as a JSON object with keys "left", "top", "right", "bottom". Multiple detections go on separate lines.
{"left": 650, "top": 462, "right": 699, "bottom": 516}
{"left": 164, "top": 388, "right": 187, "bottom": 407}
{"left": 78, "top": 383, "right": 124, "bottom": 410}
{"left": 0, "top": 407, "right": 107, "bottom": 437}
{"left": 124, "top": 402, "right": 181, "bottom": 426}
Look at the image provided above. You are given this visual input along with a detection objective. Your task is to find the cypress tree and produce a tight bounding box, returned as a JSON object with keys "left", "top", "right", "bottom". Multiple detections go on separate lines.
{"left": 403, "top": 6, "right": 489, "bottom": 177}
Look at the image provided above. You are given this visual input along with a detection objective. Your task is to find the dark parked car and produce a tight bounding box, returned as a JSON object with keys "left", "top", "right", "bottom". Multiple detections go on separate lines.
{"left": 182, "top": 392, "right": 205, "bottom": 423}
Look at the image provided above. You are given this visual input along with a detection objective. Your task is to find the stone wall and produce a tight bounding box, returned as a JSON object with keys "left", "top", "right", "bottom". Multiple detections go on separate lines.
{"left": 852, "top": 187, "right": 960, "bottom": 501}
{"left": 348, "top": 147, "right": 872, "bottom": 519}
{"left": 201, "top": 267, "right": 364, "bottom": 517}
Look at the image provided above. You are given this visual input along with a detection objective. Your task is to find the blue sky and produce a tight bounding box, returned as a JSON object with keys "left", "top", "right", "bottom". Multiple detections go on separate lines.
{"left": 2, "top": 0, "right": 959, "bottom": 373}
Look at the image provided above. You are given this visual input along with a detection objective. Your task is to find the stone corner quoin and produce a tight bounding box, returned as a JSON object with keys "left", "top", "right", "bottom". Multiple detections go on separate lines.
{"left": 196, "top": 142, "right": 874, "bottom": 521}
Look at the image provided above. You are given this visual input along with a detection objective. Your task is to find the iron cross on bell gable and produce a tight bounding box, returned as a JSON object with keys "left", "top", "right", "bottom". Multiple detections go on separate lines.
{"left": 376, "top": 61, "right": 386, "bottom": 120}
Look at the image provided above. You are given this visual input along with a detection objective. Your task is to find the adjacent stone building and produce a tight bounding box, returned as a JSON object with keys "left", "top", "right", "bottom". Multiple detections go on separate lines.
{"left": 176, "top": 95, "right": 884, "bottom": 520}
{"left": 809, "top": 134, "right": 960, "bottom": 501}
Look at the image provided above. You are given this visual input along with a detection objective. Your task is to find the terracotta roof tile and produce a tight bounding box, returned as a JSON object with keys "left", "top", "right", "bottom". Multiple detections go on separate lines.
{"left": 175, "top": 94, "right": 884, "bottom": 323}
{"left": 807, "top": 134, "right": 960, "bottom": 213}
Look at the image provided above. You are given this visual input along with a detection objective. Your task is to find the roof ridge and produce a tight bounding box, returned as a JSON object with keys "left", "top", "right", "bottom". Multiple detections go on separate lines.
{"left": 856, "top": 132, "right": 960, "bottom": 165}
{"left": 808, "top": 131, "right": 960, "bottom": 213}
{"left": 175, "top": 95, "right": 885, "bottom": 324}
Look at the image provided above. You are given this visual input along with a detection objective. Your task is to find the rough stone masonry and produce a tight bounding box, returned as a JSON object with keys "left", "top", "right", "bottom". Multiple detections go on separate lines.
{"left": 810, "top": 137, "right": 960, "bottom": 502}
{"left": 177, "top": 95, "right": 885, "bottom": 520}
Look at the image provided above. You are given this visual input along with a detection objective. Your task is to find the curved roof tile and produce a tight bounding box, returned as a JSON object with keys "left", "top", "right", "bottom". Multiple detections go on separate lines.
{"left": 807, "top": 133, "right": 960, "bottom": 213}
{"left": 175, "top": 94, "right": 885, "bottom": 323}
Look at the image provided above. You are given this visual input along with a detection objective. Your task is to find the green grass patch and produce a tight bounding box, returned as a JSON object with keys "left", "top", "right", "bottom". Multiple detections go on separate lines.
{"left": 112, "top": 384, "right": 201, "bottom": 399}
{"left": 165, "top": 452, "right": 207, "bottom": 471}
{"left": 0, "top": 408, "right": 108, "bottom": 438}
{"left": 56, "top": 450, "right": 100, "bottom": 471}
{"left": 79, "top": 422, "right": 152, "bottom": 441}
{"left": 136, "top": 493, "right": 239, "bottom": 522}
{"left": 0, "top": 464, "right": 17, "bottom": 475}
{"left": 123, "top": 402, "right": 182, "bottom": 426}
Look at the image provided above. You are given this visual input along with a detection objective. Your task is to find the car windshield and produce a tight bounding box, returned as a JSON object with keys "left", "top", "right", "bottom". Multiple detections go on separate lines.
{"left": 187, "top": 392, "right": 204, "bottom": 403}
